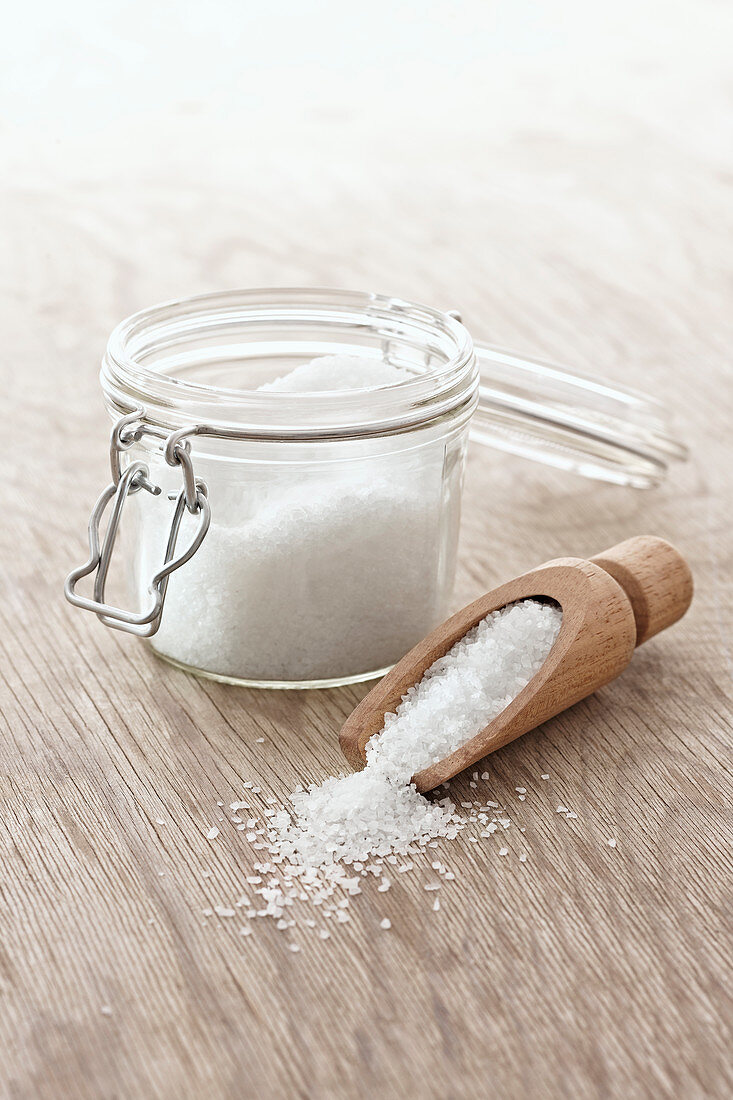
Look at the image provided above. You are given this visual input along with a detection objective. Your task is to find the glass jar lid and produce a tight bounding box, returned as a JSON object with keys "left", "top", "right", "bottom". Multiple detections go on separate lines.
{"left": 101, "top": 288, "right": 686, "bottom": 487}
{"left": 472, "top": 343, "right": 686, "bottom": 489}
{"left": 101, "top": 288, "right": 478, "bottom": 439}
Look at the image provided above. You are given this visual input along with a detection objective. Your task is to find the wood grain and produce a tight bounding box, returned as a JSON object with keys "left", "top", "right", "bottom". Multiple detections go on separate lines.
{"left": 1, "top": 6, "right": 732, "bottom": 1096}
{"left": 589, "top": 536, "right": 695, "bottom": 645}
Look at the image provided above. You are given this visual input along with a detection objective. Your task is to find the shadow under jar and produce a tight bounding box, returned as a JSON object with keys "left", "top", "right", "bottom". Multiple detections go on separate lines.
{"left": 66, "top": 288, "right": 685, "bottom": 689}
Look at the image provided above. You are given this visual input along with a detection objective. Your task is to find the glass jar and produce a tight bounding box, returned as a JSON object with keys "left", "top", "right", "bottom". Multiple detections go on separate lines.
{"left": 65, "top": 288, "right": 685, "bottom": 689}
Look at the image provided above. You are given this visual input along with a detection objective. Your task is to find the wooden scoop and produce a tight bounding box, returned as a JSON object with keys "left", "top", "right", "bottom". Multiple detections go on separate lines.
{"left": 339, "top": 536, "right": 693, "bottom": 792}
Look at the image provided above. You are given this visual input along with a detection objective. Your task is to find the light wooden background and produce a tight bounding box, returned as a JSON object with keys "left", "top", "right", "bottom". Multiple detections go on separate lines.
{"left": 1, "top": 2, "right": 731, "bottom": 1097}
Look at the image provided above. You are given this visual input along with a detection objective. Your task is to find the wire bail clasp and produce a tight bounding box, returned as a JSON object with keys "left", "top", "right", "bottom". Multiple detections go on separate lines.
{"left": 64, "top": 409, "right": 211, "bottom": 636}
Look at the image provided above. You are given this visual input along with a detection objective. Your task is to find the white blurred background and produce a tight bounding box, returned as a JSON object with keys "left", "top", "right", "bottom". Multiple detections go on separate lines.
{"left": 3, "top": 0, "right": 731, "bottom": 175}
{"left": 1, "top": 0, "right": 730, "bottom": 393}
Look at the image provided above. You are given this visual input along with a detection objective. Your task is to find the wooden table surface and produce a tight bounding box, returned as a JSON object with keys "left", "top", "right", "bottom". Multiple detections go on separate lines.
{"left": 2, "top": 4, "right": 731, "bottom": 1097}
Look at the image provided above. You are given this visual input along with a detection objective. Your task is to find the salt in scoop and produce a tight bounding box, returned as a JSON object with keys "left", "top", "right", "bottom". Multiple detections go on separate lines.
{"left": 339, "top": 536, "right": 693, "bottom": 792}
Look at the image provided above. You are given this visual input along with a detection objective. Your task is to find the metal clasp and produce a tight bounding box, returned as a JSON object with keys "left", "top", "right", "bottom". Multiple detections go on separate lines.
{"left": 64, "top": 409, "right": 211, "bottom": 636}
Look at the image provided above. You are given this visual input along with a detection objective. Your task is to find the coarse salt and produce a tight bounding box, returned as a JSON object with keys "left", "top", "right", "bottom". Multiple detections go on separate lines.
{"left": 144, "top": 355, "right": 455, "bottom": 683}
{"left": 231, "top": 599, "right": 561, "bottom": 934}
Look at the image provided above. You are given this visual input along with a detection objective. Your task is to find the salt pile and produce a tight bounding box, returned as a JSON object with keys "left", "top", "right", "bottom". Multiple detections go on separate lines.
{"left": 208, "top": 600, "right": 562, "bottom": 936}
{"left": 267, "top": 600, "right": 562, "bottom": 868}
{"left": 260, "top": 354, "right": 413, "bottom": 392}
{"left": 143, "top": 354, "right": 457, "bottom": 682}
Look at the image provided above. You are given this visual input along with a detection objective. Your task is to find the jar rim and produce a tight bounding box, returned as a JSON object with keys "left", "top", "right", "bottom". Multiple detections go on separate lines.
{"left": 101, "top": 287, "right": 478, "bottom": 439}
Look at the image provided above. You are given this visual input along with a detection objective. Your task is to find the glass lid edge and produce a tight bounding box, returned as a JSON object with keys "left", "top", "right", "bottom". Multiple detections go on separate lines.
{"left": 472, "top": 343, "right": 688, "bottom": 488}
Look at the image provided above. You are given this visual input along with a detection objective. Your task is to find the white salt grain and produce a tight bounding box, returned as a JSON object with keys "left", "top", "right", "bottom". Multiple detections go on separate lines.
{"left": 234, "top": 600, "right": 560, "bottom": 934}
{"left": 607, "top": 838, "right": 618, "bottom": 848}
{"left": 206, "top": 827, "right": 219, "bottom": 840}
{"left": 380, "top": 918, "right": 392, "bottom": 930}
{"left": 146, "top": 354, "right": 453, "bottom": 683}
{"left": 261, "top": 354, "right": 412, "bottom": 394}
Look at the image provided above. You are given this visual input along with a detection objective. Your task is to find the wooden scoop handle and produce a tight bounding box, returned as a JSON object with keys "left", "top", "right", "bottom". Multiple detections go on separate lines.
{"left": 590, "top": 536, "right": 693, "bottom": 646}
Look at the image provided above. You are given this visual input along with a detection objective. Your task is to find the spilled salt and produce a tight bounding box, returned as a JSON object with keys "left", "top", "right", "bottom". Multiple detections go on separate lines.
{"left": 268, "top": 601, "right": 560, "bottom": 870}
{"left": 220, "top": 600, "right": 562, "bottom": 936}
